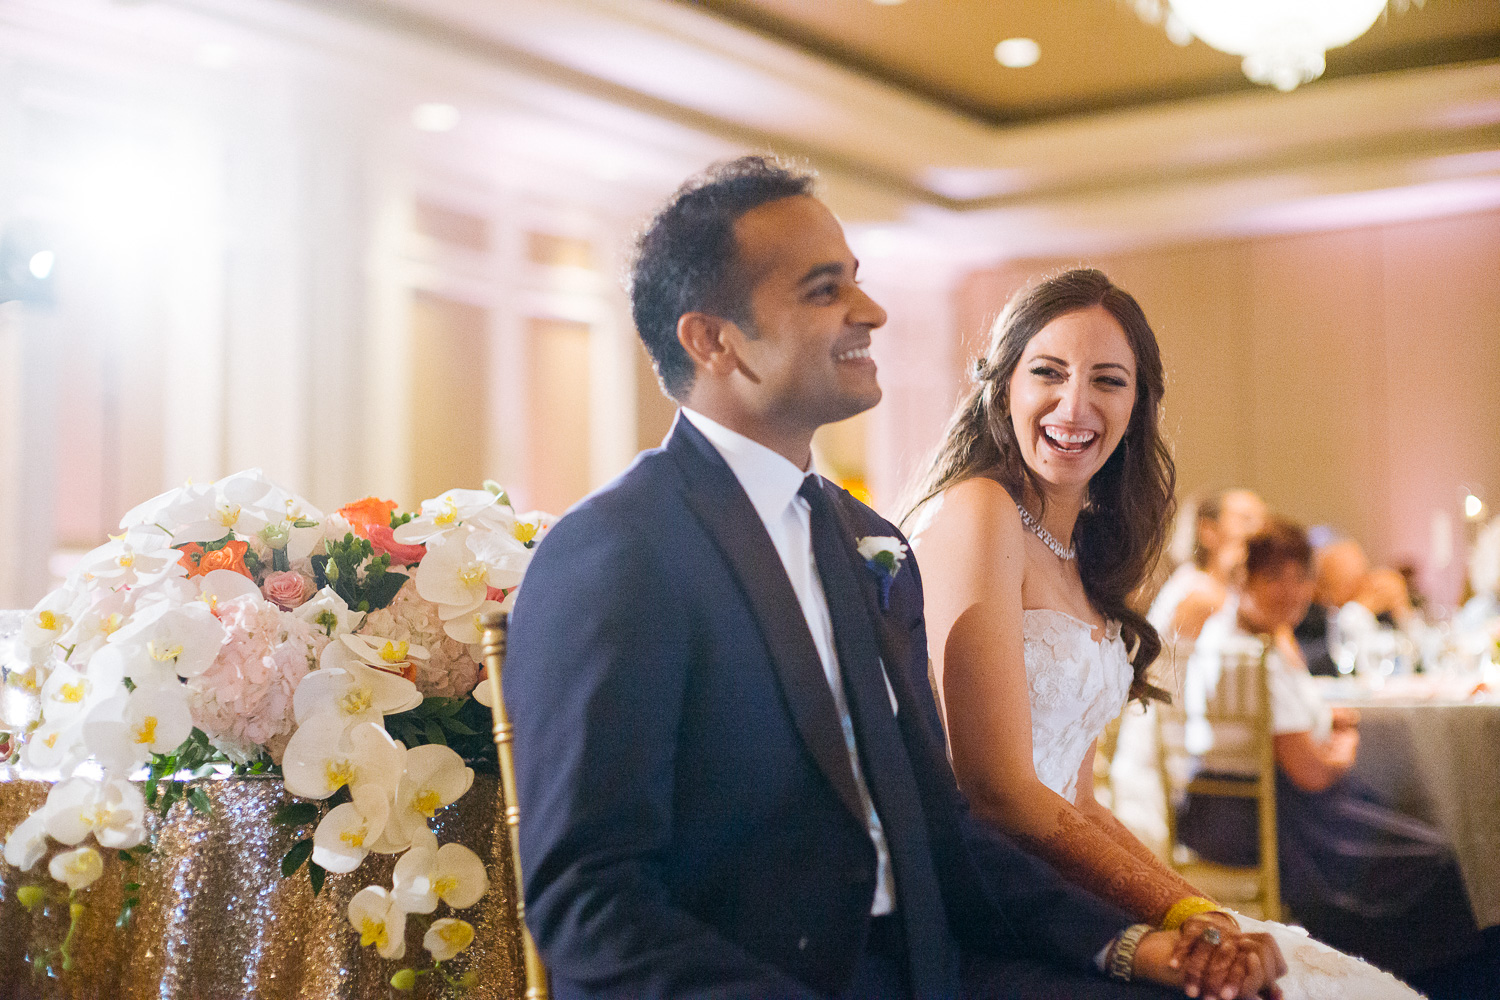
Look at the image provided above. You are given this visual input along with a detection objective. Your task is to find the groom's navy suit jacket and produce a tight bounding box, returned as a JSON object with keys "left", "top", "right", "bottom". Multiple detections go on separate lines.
{"left": 506, "top": 414, "right": 1132, "bottom": 999}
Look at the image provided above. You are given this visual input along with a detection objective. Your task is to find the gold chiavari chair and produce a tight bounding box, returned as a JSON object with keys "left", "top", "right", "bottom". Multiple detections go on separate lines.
{"left": 1155, "top": 640, "right": 1283, "bottom": 922}
{"left": 481, "top": 610, "right": 550, "bottom": 1000}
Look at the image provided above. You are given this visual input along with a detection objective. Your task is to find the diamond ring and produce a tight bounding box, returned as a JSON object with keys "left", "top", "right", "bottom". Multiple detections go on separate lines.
{"left": 1201, "top": 927, "right": 1222, "bottom": 947}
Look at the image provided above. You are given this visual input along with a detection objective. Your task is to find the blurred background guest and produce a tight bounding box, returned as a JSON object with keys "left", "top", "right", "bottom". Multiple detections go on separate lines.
{"left": 1149, "top": 489, "right": 1267, "bottom": 643}
{"left": 1294, "top": 538, "right": 1369, "bottom": 676}
{"left": 1178, "top": 521, "right": 1493, "bottom": 993}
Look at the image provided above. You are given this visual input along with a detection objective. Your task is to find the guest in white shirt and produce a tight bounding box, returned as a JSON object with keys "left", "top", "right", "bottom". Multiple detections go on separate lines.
{"left": 1179, "top": 521, "right": 1491, "bottom": 989}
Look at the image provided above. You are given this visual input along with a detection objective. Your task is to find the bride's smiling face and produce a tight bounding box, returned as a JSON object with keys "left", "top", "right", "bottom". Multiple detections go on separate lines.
{"left": 1006, "top": 305, "right": 1137, "bottom": 496}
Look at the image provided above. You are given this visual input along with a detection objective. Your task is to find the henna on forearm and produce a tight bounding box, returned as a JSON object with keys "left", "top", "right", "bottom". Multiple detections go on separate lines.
{"left": 1010, "top": 806, "right": 1200, "bottom": 926}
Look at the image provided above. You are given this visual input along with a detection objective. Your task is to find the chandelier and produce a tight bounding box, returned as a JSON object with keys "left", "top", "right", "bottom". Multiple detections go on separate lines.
{"left": 1133, "top": 1, "right": 1421, "bottom": 92}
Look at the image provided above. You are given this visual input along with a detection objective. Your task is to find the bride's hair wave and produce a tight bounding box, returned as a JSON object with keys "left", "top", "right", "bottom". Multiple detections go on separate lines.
{"left": 904, "top": 268, "right": 1176, "bottom": 701}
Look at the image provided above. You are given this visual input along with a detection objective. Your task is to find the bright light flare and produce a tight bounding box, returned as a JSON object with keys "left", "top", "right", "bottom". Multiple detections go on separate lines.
{"left": 28, "top": 251, "right": 55, "bottom": 280}
{"left": 412, "top": 103, "right": 460, "bottom": 133}
{"left": 994, "top": 38, "right": 1040, "bottom": 69}
{"left": 1465, "top": 494, "right": 1484, "bottom": 520}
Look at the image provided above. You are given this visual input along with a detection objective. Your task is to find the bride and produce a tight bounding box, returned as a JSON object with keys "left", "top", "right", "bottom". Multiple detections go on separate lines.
{"left": 906, "top": 269, "right": 1418, "bottom": 1000}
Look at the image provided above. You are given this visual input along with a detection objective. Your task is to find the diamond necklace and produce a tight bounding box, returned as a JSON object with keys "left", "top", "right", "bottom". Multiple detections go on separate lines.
{"left": 1016, "top": 504, "right": 1076, "bottom": 561}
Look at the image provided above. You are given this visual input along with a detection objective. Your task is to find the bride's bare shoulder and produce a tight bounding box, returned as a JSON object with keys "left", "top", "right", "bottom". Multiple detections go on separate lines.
{"left": 923, "top": 477, "right": 1026, "bottom": 554}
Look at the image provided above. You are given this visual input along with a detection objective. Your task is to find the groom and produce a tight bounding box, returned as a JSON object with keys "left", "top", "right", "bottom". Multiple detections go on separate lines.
{"left": 505, "top": 157, "right": 1278, "bottom": 999}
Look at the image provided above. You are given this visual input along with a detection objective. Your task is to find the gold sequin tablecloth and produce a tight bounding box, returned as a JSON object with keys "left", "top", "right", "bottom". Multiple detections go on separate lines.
{"left": 0, "top": 774, "right": 526, "bottom": 1000}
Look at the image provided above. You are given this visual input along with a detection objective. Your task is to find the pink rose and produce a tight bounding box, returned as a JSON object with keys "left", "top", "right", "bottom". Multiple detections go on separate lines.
{"left": 368, "top": 524, "right": 427, "bottom": 566}
{"left": 261, "top": 570, "right": 314, "bottom": 610}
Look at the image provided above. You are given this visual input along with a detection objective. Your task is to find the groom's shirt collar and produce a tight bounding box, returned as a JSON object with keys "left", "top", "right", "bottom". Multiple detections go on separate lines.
{"left": 680, "top": 408, "right": 820, "bottom": 524}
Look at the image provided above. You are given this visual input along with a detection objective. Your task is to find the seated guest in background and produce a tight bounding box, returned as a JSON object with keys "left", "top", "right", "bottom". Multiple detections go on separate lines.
{"left": 1292, "top": 538, "right": 1367, "bottom": 676}
{"left": 1179, "top": 521, "right": 1491, "bottom": 992}
{"left": 1148, "top": 489, "right": 1267, "bottom": 642}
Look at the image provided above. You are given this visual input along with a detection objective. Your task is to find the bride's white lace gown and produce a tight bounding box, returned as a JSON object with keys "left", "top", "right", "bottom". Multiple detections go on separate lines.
{"left": 1020, "top": 608, "right": 1421, "bottom": 1000}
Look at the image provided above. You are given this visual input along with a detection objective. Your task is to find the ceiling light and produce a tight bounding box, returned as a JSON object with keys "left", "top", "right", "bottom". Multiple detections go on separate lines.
{"left": 28, "top": 250, "right": 55, "bottom": 280}
{"left": 870, "top": 0, "right": 907, "bottom": 5}
{"left": 412, "top": 103, "right": 460, "bottom": 133}
{"left": 195, "top": 42, "right": 238, "bottom": 70}
{"left": 1134, "top": 0, "right": 1407, "bottom": 91}
{"left": 994, "top": 38, "right": 1040, "bottom": 69}
{"left": 1466, "top": 494, "right": 1484, "bottom": 520}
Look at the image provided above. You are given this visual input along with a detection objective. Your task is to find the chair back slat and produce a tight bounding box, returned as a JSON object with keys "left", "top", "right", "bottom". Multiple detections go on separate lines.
{"left": 1155, "top": 637, "right": 1282, "bottom": 921}
{"left": 482, "top": 610, "right": 551, "bottom": 1000}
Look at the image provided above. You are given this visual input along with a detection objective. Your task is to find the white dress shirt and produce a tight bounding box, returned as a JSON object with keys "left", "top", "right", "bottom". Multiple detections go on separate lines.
{"left": 681, "top": 408, "right": 896, "bottom": 915}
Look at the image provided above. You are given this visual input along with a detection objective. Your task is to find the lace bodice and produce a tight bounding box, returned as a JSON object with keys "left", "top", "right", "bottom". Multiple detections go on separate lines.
{"left": 1023, "top": 608, "right": 1130, "bottom": 803}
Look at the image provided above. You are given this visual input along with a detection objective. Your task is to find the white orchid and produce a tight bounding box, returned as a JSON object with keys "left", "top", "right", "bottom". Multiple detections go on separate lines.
{"left": 43, "top": 775, "right": 148, "bottom": 849}
{"left": 312, "top": 783, "right": 393, "bottom": 873}
{"left": 292, "top": 587, "right": 362, "bottom": 639}
{"left": 392, "top": 825, "right": 489, "bottom": 913}
{"left": 68, "top": 530, "right": 186, "bottom": 590}
{"left": 3, "top": 808, "right": 53, "bottom": 871}
{"left": 282, "top": 719, "right": 405, "bottom": 801}
{"left": 423, "top": 918, "right": 476, "bottom": 961}
{"left": 348, "top": 885, "right": 408, "bottom": 960}
{"left": 39, "top": 658, "right": 126, "bottom": 725}
{"left": 188, "top": 568, "right": 263, "bottom": 612}
{"left": 389, "top": 744, "right": 474, "bottom": 843}
{"left": 117, "top": 479, "right": 213, "bottom": 533}
{"left": 440, "top": 600, "right": 508, "bottom": 646}
{"left": 49, "top": 845, "right": 105, "bottom": 891}
{"left": 292, "top": 655, "right": 421, "bottom": 732}
{"left": 56, "top": 590, "right": 136, "bottom": 663}
{"left": 20, "top": 716, "right": 89, "bottom": 774}
{"left": 107, "top": 600, "right": 227, "bottom": 680}
{"left": 393, "top": 489, "right": 514, "bottom": 547}
{"left": 140, "top": 469, "right": 276, "bottom": 543}
{"left": 414, "top": 529, "right": 517, "bottom": 613}
{"left": 21, "top": 589, "right": 83, "bottom": 651}
{"left": 340, "top": 633, "right": 430, "bottom": 674}
{"left": 83, "top": 680, "right": 194, "bottom": 774}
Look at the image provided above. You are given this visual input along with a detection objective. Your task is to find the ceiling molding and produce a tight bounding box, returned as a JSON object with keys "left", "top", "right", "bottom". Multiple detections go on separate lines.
{"left": 140, "top": 0, "right": 1500, "bottom": 243}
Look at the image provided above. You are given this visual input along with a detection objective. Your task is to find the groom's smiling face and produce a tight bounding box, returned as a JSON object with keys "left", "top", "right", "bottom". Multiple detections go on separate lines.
{"left": 723, "top": 195, "right": 887, "bottom": 438}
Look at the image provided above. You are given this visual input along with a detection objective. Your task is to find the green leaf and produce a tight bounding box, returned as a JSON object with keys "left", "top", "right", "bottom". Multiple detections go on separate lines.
{"left": 363, "top": 571, "right": 409, "bottom": 610}
{"left": 271, "top": 802, "right": 320, "bottom": 827}
{"left": 200, "top": 533, "right": 236, "bottom": 553}
{"left": 118, "top": 850, "right": 138, "bottom": 866}
{"left": 272, "top": 548, "right": 290, "bottom": 573}
{"left": 442, "top": 716, "right": 478, "bottom": 737}
{"left": 308, "top": 861, "right": 326, "bottom": 897}
{"left": 281, "top": 839, "right": 313, "bottom": 877}
{"left": 423, "top": 718, "right": 448, "bottom": 746}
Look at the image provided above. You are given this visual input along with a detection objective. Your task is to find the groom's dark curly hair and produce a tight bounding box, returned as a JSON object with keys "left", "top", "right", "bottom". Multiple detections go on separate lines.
{"left": 629, "top": 155, "right": 815, "bottom": 400}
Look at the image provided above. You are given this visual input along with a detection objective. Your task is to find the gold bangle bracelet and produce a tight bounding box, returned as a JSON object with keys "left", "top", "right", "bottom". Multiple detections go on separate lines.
{"left": 1161, "top": 896, "right": 1219, "bottom": 931}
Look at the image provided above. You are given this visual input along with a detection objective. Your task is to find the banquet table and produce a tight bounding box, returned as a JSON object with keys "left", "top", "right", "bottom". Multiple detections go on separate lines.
{"left": 1322, "top": 682, "right": 1500, "bottom": 930}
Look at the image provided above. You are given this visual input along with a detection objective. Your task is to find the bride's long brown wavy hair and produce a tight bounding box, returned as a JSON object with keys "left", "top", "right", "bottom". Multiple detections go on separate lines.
{"left": 905, "top": 268, "right": 1176, "bottom": 701}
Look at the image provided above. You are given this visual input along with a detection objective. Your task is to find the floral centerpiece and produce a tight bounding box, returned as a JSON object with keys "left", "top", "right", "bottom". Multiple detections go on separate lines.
{"left": 0, "top": 469, "right": 550, "bottom": 988}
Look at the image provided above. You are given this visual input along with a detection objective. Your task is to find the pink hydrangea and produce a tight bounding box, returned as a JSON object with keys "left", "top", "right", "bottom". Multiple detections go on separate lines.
{"left": 359, "top": 581, "right": 480, "bottom": 699}
{"left": 188, "top": 596, "right": 326, "bottom": 761}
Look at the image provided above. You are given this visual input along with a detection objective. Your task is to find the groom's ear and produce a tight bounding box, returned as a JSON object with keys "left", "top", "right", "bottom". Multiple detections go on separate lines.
{"left": 677, "top": 312, "right": 744, "bottom": 379}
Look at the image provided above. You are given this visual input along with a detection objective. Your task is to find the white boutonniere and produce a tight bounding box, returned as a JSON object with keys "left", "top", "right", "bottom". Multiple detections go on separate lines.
{"left": 856, "top": 536, "right": 908, "bottom": 610}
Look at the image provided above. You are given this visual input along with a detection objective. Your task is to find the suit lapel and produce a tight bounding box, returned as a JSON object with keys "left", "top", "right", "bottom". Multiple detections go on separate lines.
{"left": 665, "top": 415, "right": 867, "bottom": 825}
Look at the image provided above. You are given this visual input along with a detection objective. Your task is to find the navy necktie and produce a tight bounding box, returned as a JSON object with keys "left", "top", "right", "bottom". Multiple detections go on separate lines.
{"left": 798, "top": 475, "right": 949, "bottom": 996}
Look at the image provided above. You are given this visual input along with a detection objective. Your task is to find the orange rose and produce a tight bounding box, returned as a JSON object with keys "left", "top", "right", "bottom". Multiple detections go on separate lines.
{"left": 337, "top": 497, "right": 399, "bottom": 540}
{"left": 177, "top": 539, "right": 253, "bottom": 579}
